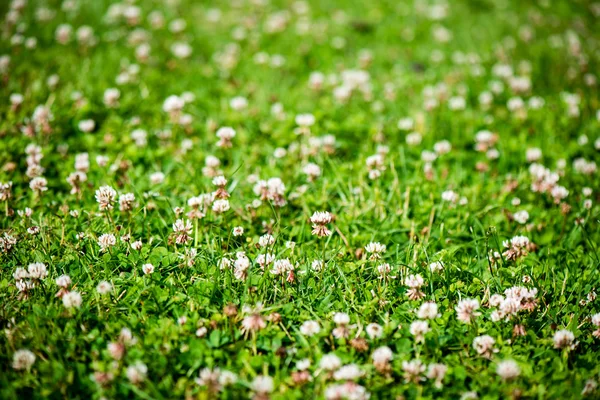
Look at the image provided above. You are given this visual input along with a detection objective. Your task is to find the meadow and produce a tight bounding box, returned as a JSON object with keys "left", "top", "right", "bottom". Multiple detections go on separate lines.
{"left": 1, "top": 0, "right": 600, "bottom": 399}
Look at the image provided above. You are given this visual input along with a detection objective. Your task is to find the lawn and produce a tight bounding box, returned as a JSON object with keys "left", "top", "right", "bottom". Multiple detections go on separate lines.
{"left": 1, "top": 0, "right": 600, "bottom": 399}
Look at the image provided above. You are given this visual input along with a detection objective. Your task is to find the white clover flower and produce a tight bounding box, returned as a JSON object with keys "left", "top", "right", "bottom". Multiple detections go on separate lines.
{"left": 397, "top": 118, "right": 414, "bottom": 131}
{"left": 366, "top": 323, "right": 384, "bottom": 339}
{"left": 333, "top": 364, "right": 362, "bottom": 381}
{"left": 513, "top": 210, "right": 529, "bottom": 224}
{"left": 409, "top": 320, "right": 430, "bottom": 342}
{"left": 29, "top": 177, "right": 48, "bottom": 193}
{"left": 56, "top": 275, "right": 71, "bottom": 288}
{"left": 473, "top": 335, "right": 497, "bottom": 358}
{"left": 229, "top": 96, "right": 248, "bottom": 110}
{"left": 212, "top": 199, "right": 230, "bottom": 213}
{"left": 27, "top": 262, "right": 47, "bottom": 279}
{"left": 251, "top": 375, "right": 274, "bottom": 394}
{"left": 62, "top": 291, "right": 82, "bottom": 309}
{"left": 98, "top": 233, "right": 116, "bottom": 251}
{"left": 429, "top": 261, "right": 444, "bottom": 273}
{"left": 417, "top": 302, "right": 439, "bottom": 319}
{"left": 300, "top": 320, "right": 321, "bottom": 336}
{"left": 406, "top": 132, "right": 422, "bottom": 146}
{"left": 372, "top": 346, "right": 393, "bottom": 364}
{"left": 78, "top": 119, "right": 95, "bottom": 132}
{"left": 12, "top": 349, "right": 36, "bottom": 370}
{"left": 258, "top": 234, "right": 275, "bottom": 248}
{"left": 171, "top": 42, "right": 192, "bottom": 58}
{"left": 319, "top": 353, "right": 342, "bottom": 370}
{"left": 95, "top": 185, "right": 117, "bottom": 210}
{"left": 365, "top": 242, "right": 386, "bottom": 259}
{"left": 553, "top": 329, "right": 576, "bottom": 349}
{"left": 333, "top": 312, "right": 350, "bottom": 325}
{"left": 295, "top": 113, "right": 315, "bottom": 128}
{"left": 97, "top": 281, "right": 112, "bottom": 294}
{"left": 496, "top": 360, "right": 520, "bottom": 381}
{"left": 126, "top": 361, "right": 148, "bottom": 384}
{"left": 143, "top": 263, "right": 155, "bottom": 275}
{"left": 296, "top": 359, "right": 311, "bottom": 371}
{"left": 456, "top": 299, "right": 480, "bottom": 324}
{"left": 442, "top": 190, "right": 459, "bottom": 203}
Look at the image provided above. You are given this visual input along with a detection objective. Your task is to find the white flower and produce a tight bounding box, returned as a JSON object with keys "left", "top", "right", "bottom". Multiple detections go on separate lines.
{"left": 126, "top": 361, "right": 148, "bottom": 384}
{"left": 405, "top": 274, "right": 424, "bottom": 288}
{"left": 216, "top": 127, "right": 236, "bottom": 148}
{"left": 98, "top": 233, "right": 117, "bottom": 251}
{"left": 150, "top": 172, "right": 165, "bottom": 185}
{"left": 371, "top": 346, "right": 393, "bottom": 364}
{"left": 271, "top": 258, "right": 294, "bottom": 275}
{"left": 319, "top": 353, "right": 342, "bottom": 370}
{"left": 29, "top": 177, "right": 48, "bottom": 193}
{"left": 230, "top": 96, "right": 248, "bottom": 110}
{"left": 365, "top": 242, "right": 386, "bottom": 259}
{"left": 96, "top": 281, "right": 112, "bottom": 294}
{"left": 406, "top": 132, "right": 422, "bottom": 146}
{"left": 526, "top": 147, "right": 542, "bottom": 162}
{"left": 310, "top": 211, "right": 333, "bottom": 225}
{"left": 12, "top": 349, "right": 36, "bottom": 370}
{"left": 300, "top": 320, "right": 321, "bottom": 336}
{"left": 429, "top": 261, "right": 444, "bottom": 273}
{"left": 95, "top": 185, "right": 117, "bottom": 210}
{"left": 409, "top": 320, "right": 430, "bottom": 342}
{"left": 103, "top": 88, "right": 120, "bottom": 107}
{"left": 162, "top": 95, "right": 185, "bottom": 114}
{"left": 78, "top": 119, "right": 95, "bottom": 132}
{"left": 333, "top": 364, "right": 362, "bottom": 380}
{"left": 295, "top": 113, "right": 315, "bottom": 127}
{"left": 212, "top": 199, "right": 230, "bottom": 213}
{"left": 274, "top": 148, "right": 287, "bottom": 158}
{"left": 496, "top": 360, "right": 520, "bottom": 380}
{"left": 377, "top": 263, "right": 392, "bottom": 276}
{"left": 473, "top": 335, "right": 497, "bottom": 358}
{"left": 212, "top": 176, "right": 227, "bottom": 187}
{"left": 296, "top": 359, "right": 311, "bottom": 371}
{"left": 513, "top": 210, "right": 529, "bottom": 224}
{"left": 219, "top": 371, "right": 237, "bottom": 386}
{"left": 402, "top": 359, "right": 426, "bottom": 383}
{"left": 427, "top": 363, "right": 447, "bottom": 388}
{"left": 251, "top": 375, "right": 274, "bottom": 394}
{"left": 142, "top": 263, "right": 155, "bottom": 274}
{"left": 434, "top": 140, "right": 452, "bottom": 154}
{"left": 303, "top": 163, "right": 322, "bottom": 180}
{"left": 62, "top": 291, "right": 82, "bottom": 309}
{"left": 171, "top": 41, "right": 192, "bottom": 58}
{"left": 456, "top": 298, "right": 480, "bottom": 324}
{"left": 131, "top": 129, "right": 147, "bottom": 147}
{"left": 27, "top": 262, "right": 47, "bottom": 279}
{"left": 397, "top": 118, "right": 414, "bottom": 131}
{"left": 258, "top": 234, "right": 275, "bottom": 248}
{"left": 442, "top": 190, "right": 459, "bottom": 203}
{"left": 366, "top": 323, "right": 384, "bottom": 339}
{"left": 56, "top": 274, "right": 71, "bottom": 288}
{"left": 417, "top": 302, "right": 439, "bottom": 319}
{"left": 196, "top": 327, "right": 207, "bottom": 337}
{"left": 333, "top": 312, "right": 350, "bottom": 325}
{"left": 310, "top": 211, "right": 333, "bottom": 236}
{"left": 553, "top": 329, "right": 575, "bottom": 349}
{"left": 119, "top": 193, "right": 135, "bottom": 211}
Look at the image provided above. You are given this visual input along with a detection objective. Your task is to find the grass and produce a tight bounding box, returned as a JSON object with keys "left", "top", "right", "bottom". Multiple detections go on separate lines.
{"left": 1, "top": 0, "right": 600, "bottom": 399}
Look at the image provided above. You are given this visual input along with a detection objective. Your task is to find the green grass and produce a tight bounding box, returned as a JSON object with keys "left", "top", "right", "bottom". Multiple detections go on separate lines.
{"left": 1, "top": 0, "right": 600, "bottom": 399}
